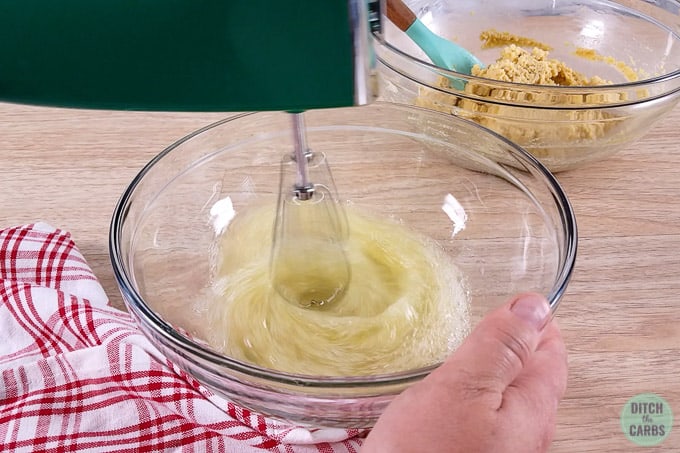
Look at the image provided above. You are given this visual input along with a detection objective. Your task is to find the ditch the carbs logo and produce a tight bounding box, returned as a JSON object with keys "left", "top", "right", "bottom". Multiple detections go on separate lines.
{"left": 621, "top": 393, "right": 674, "bottom": 447}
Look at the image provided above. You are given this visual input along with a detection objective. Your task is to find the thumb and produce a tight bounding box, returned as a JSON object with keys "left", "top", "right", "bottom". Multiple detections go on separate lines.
{"left": 440, "top": 292, "right": 551, "bottom": 399}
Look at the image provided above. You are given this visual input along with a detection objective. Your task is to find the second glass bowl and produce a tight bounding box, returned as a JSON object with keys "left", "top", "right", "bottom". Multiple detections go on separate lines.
{"left": 375, "top": 0, "right": 680, "bottom": 171}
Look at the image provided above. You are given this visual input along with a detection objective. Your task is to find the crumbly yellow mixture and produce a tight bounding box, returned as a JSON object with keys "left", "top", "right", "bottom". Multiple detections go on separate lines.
{"left": 412, "top": 30, "right": 639, "bottom": 171}
{"left": 574, "top": 47, "right": 641, "bottom": 82}
{"left": 480, "top": 29, "right": 552, "bottom": 51}
{"left": 472, "top": 44, "right": 610, "bottom": 86}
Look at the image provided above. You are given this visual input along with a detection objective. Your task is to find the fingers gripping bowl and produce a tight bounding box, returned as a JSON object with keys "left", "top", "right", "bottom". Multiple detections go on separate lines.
{"left": 110, "top": 103, "right": 577, "bottom": 428}
{"left": 375, "top": 0, "right": 680, "bottom": 172}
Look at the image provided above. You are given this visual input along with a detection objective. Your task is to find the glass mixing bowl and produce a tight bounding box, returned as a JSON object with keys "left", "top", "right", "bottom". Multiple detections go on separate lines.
{"left": 110, "top": 103, "right": 576, "bottom": 428}
{"left": 375, "top": 0, "right": 680, "bottom": 172}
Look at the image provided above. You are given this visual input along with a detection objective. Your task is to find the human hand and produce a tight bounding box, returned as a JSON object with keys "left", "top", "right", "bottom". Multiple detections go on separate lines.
{"left": 362, "top": 293, "right": 568, "bottom": 453}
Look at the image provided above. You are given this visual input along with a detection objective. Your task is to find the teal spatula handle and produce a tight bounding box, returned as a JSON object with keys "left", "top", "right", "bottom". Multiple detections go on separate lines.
{"left": 386, "top": 0, "right": 483, "bottom": 75}
{"left": 405, "top": 19, "right": 483, "bottom": 75}
{"left": 0, "top": 0, "right": 378, "bottom": 112}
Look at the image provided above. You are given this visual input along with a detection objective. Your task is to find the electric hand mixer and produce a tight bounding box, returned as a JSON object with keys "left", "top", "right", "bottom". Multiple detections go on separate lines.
{"left": 0, "top": 0, "right": 384, "bottom": 308}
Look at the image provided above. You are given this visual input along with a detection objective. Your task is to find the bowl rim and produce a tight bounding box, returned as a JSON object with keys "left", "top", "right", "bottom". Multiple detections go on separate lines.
{"left": 109, "top": 102, "right": 578, "bottom": 388}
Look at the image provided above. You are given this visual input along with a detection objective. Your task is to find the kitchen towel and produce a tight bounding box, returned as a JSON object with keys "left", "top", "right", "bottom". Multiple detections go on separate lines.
{"left": 0, "top": 223, "right": 366, "bottom": 452}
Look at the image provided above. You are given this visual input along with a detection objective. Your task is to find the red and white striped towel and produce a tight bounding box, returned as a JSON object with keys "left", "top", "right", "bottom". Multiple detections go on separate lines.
{"left": 0, "top": 223, "right": 366, "bottom": 452}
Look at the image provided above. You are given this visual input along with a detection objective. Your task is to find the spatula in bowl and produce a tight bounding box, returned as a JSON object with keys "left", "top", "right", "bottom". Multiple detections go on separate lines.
{"left": 386, "top": 0, "right": 483, "bottom": 76}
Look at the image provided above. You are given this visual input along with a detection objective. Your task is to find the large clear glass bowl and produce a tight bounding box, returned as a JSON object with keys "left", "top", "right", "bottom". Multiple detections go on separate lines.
{"left": 110, "top": 103, "right": 577, "bottom": 428}
{"left": 375, "top": 0, "right": 680, "bottom": 172}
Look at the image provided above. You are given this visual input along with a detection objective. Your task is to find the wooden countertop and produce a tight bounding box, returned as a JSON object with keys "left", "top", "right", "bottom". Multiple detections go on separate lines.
{"left": 1, "top": 101, "right": 679, "bottom": 452}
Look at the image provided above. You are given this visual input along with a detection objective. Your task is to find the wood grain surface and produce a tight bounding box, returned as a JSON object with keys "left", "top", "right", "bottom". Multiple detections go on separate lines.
{"left": 1, "top": 101, "right": 679, "bottom": 452}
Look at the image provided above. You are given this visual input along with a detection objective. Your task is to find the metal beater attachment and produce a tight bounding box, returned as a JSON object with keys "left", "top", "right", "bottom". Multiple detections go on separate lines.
{"left": 291, "top": 113, "right": 315, "bottom": 201}
{"left": 270, "top": 112, "right": 350, "bottom": 309}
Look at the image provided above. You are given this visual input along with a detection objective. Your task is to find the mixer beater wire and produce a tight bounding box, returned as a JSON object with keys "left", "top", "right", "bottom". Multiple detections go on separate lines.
{"left": 291, "top": 113, "right": 314, "bottom": 201}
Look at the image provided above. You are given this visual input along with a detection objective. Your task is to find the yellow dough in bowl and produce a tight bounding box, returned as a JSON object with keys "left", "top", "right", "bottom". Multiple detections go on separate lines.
{"left": 411, "top": 30, "right": 648, "bottom": 170}
{"left": 203, "top": 202, "right": 470, "bottom": 377}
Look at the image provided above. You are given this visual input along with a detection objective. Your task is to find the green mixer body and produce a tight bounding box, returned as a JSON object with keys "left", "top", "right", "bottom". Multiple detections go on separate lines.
{"left": 0, "top": 0, "right": 379, "bottom": 111}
